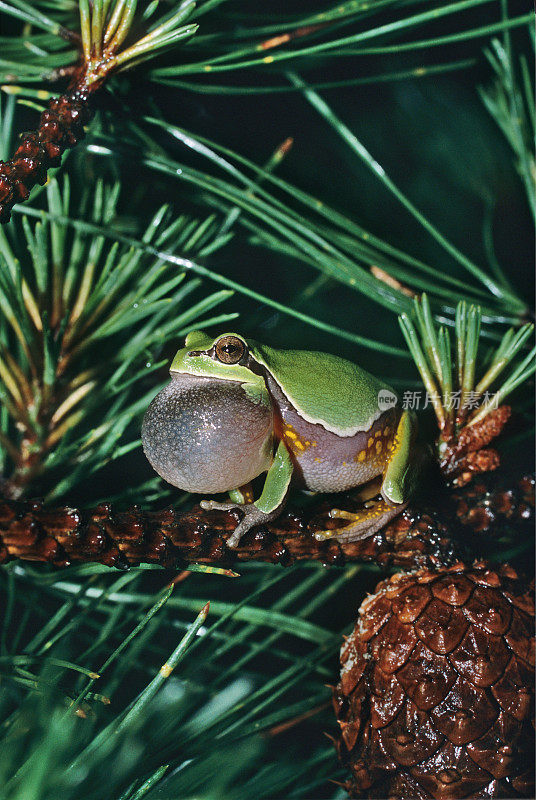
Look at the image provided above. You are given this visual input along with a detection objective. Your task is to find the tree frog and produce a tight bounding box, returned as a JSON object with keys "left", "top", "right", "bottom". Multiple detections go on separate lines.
{"left": 142, "top": 331, "right": 419, "bottom": 548}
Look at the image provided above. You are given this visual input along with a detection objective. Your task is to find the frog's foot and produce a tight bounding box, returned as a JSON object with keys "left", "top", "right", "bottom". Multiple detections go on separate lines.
{"left": 200, "top": 500, "right": 280, "bottom": 549}
{"left": 313, "top": 498, "right": 407, "bottom": 544}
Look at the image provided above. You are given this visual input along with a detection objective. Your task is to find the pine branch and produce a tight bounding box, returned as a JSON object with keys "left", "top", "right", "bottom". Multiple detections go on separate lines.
{"left": 0, "top": 84, "right": 92, "bottom": 222}
{"left": 0, "top": 0, "right": 198, "bottom": 222}
{"left": 0, "top": 495, "right": 461, "bottom": 571}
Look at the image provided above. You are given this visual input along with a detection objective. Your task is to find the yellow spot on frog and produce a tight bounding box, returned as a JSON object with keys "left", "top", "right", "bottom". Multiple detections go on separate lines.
{"left": 375, "top": 429, "right": 381, "bottom": 437}
{"left": 387, "top": 438, "right": 394, "bottom": 451}
{"left": 283, "top": 423, "right": 312, "bottom": 454}
{"left": 367, "top": 437, "right": 374, "bottom": 449}
{"left": 238, "top": 484, "right": 255, "bottom": 503}
{"left": 390, "top": 433, "right": 402, "bottom": 457}
{"left": 357, "top": 450, "right": 366, "bottom": 462}
{"left": 375, "top": 440, "right": 383, "bottom": 454}
{"left": 383, "top": 427, "right": 391, "bottom": 437}
{"left": 314, "top": 457, "right": 322, "bottom": 463}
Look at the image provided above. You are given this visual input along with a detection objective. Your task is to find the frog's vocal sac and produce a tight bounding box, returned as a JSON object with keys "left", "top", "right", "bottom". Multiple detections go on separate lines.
{"left": 142, "top": 332, "right": 419, "bottom": 548}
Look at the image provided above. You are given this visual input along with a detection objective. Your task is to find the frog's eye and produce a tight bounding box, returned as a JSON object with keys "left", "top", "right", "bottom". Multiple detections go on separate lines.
{"left": 215, "top": 335, "right": 246, "bottom": 365}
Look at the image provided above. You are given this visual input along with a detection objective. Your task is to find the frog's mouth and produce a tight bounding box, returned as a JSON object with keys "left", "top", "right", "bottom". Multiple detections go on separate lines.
{"left": 141, "top": 373, "right": 274, "bottom": 495}
{"left": 169, "top": 340, "right": 267, "bottom": 395}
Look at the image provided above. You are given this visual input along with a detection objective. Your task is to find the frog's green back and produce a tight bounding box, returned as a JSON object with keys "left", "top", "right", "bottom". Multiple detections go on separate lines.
{"left": 250, "top": 341, "right": 395, "bottom": 436}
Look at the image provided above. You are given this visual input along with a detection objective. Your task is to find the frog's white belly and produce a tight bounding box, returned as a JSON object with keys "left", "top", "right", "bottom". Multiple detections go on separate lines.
{"left": 266, "top": 375, "right": 398, "bottom": 493}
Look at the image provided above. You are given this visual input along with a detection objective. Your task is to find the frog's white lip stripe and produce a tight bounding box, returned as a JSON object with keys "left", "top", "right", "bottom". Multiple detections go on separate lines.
{"left": 169, "top": 367, "right": 250, "bottom": 386}
{"left": 170, "top": 366, "right": 250, "bottom": 382}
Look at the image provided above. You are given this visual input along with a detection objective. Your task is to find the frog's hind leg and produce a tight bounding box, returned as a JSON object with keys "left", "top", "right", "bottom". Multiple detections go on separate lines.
{"left": 380, "top": 409, "right": 417, "bottom": 505}
{"left": 313, "top": 497, "right": 406, "bottom": 543}
{"left": 313, "top": 411, "right": 417, "bottom": 543}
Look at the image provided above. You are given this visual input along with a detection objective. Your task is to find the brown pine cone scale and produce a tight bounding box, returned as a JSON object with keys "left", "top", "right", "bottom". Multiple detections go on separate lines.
{"left": 333, "top": 561, "right": 534, "bottom": 799}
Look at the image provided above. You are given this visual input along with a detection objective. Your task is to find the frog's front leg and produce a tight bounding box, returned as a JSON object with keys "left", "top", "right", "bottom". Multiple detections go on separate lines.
{"left": 201, "top": 441, "right": 293, "bottom": 548}
{"left": 314, "top": 411, "right": 418, "bottom": 543}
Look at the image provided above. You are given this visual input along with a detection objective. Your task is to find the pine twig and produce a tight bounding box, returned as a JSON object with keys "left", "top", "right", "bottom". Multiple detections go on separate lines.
{"left": 400, "top": 295, "right": 534, "bottom": 486}
{"left": 0, "top": 0, "right": 198, "bottom": 222}
{"left": 0, "top": 84, "right": 93, "bottom": 222}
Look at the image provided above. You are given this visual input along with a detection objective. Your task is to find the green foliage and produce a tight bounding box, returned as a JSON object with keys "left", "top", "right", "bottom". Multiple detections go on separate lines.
{"left": 0, "top": 1, "right": 532, "bottom": 94}
{"left": 0, "top": 176, "right": 235, "bottom": 500}
{"left": 0, "top": 0, "right": 199, "bottom": 84}
{"left": 480, "top": 35, "right": 536, "bottom": 220}
{"left": 400, "top": 294, "right": 535, "bottom": 434}
{"left": 0, "top": 560, "right": 376, "bottom": 799}
{"left": 77, "top": 0, "right": 199, "bottom": 84}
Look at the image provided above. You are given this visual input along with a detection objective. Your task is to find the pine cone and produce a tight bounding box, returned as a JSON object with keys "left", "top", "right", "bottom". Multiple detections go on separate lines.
{"left": 333, "top": 561, "right": 534, "bottom": 799}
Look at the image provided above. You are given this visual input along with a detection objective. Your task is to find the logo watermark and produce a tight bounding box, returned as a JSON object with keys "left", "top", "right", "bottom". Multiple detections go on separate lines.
{"left": 377, "top": 389, "right": 398, "bottom": 411}
{"left": 378, "top": 389, "right": 499, "bottom": 412}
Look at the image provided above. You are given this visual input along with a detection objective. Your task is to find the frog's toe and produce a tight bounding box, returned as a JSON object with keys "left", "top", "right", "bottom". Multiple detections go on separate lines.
{"left": 314, "top": 499, "right": 406, "bottom": 543}
{"left": 200, "top": 500, "right": 240, "bottom": 512}
{"left": 225, "top": 505, "right": 281, "bottom": 548}
{"left": 226, "top": 518, "right": 252, "bottom": 549}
